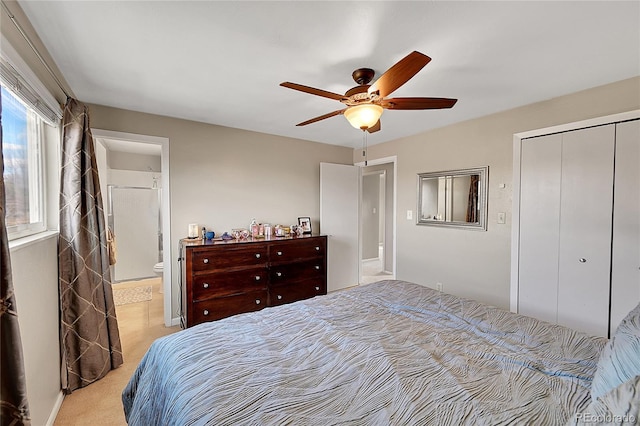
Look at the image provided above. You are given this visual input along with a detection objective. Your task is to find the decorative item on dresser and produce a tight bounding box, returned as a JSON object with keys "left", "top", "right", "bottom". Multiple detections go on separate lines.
{"left": 181, "top": 234, "right": 327, "bottom": 328}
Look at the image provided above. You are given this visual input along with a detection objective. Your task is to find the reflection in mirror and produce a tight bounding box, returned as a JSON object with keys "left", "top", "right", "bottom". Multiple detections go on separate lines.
{"left": 417, "top": 166, "right": 488, "bottom": 230}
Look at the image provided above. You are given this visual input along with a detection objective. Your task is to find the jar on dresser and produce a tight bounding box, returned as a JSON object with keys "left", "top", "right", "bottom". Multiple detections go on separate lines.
{"left": 180, "top": 234, "right": 327, "bottom": 328}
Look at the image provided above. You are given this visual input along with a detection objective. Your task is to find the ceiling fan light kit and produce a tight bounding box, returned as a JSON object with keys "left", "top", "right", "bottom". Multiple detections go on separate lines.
{"left": 344, "top": 104, "right": 383, "bottom": 130}
{"left": 280, "top": 50, "right": 457, "bottom": 135}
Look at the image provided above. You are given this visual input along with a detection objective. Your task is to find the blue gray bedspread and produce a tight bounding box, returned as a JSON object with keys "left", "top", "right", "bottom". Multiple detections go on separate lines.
{"left": 123, "top": 280, "right": 606, "bottom": 425}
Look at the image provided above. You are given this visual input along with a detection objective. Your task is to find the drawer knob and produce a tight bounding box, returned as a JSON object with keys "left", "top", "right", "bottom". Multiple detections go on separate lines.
{"left": 255, "top": 253, "right": 261, "bottom": 259}
{"left": 277, "top": 251, "right": 283, "bottom": 256}
{"left": 315, "top": 286, "right": 320, "bottom": 291}
{"left": 277, "top": 295, "right": 282, "bottom": 300}
{"left": 255, "top": 299, "right": 261, "bottom": 305}
{"left": 315, "top": 265, "right": 320, "bottom": 270}
{"left": 315, "top": 246, "right": 320, "bottom": 251}
{"left": 203, "top": 309, "right": 209, "bottom": 316}
{"left": 203, "top": 258, "right": 209, "bottom": 264}
{"left": 276, "top": 272, "right": 282, "bottom": 277}
{"left": 255, "top": 276, "right": 261, "bottom": 281}
{"left": 203, "top": 283, "right": 209, "bottom": 289}
{"left": 579, "top": 258, "right": 587, "bottom": 263}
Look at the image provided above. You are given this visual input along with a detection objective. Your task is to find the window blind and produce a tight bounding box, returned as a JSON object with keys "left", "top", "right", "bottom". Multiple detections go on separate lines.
{"left": 0, "top": 57, "right": 62, "bottom": 126}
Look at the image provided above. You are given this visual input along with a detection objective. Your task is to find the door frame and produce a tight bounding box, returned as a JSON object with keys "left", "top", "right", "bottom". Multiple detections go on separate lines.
{"left": 91, "top": 129, "right": 174, "bottom": 327}
{"left": 355, "top": 155, "right": 397, "bottom": 283}
{"left": 361, "top": 169, "right": 385, "bottom": 265}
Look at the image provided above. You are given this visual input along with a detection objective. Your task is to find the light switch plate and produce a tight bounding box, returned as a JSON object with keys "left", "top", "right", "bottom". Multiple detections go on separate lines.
{"left": 497, "top": 212, "right": 506, "bottom": 224}
{"left": 406, "top": 210, "right": 413, "bottom": 220}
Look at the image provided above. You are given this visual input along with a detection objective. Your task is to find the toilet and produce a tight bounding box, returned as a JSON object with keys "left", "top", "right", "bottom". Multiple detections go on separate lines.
{"left": 153, "top": 262, "right": 163, "bottom": 294}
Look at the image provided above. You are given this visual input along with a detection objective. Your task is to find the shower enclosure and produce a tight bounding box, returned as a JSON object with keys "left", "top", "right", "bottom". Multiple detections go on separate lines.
{"left": 108, "top": 185, "right": 162, "bottom": 282}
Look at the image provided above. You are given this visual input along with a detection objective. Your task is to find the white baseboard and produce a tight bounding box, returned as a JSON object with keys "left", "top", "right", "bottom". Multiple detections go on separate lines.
{"left": 170, "top": 316, "right": 181, "bottom": 327}
{"left": 46, "top": 391, "right": 65, "bottom": 425}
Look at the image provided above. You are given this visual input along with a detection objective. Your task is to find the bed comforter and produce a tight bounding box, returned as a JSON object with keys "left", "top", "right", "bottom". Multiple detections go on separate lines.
{"left": 123, "top": 280, "right": 606, "bottom": 425}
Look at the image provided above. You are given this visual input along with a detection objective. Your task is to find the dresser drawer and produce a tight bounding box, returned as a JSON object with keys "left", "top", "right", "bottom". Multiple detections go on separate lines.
{"left": 191, "top": 290, "right": 268, "bottom": 324}
{"left": 191, "top": 245, "right": 268, "bottom": 271}
{"left": 269, "top": 238, "right": 325, "bottom": 262}
{"left": 270, "top": 279, "right": 325, "bottom": 306}
{"left": 270, "top": 259, "right": 324, "bottom": 285}
{"left": 193, "top": 268, "right": 267, "bottom": 301}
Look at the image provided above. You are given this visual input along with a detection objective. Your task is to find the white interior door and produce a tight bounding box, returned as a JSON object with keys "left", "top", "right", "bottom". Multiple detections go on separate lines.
{"left": 320, "top": 163, "right": 359, "bottom": 292}
{"left": 557, "top": 124, "right": 615, "bottom": 337}
{"left": 518, "top": 133, "right": 562, "bottom": 324}
{"left": 610, "top": 119, "right": 640, "bottom": 334}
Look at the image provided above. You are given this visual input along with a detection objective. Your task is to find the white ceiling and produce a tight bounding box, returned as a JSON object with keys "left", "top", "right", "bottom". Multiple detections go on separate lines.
{"left": 17, "top": 1, "right": 640, "bottom": 149}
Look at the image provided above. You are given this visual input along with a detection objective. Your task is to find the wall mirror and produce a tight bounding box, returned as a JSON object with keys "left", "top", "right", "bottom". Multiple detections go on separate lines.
{"left": 417, "top": 166, "right": 488, "bottom": 230}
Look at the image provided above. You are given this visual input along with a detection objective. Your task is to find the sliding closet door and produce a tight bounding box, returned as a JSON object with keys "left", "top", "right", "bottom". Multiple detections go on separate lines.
{"left": 610, "top": 120, "right": 640, "bottom": 334}
{"left": 517, "top": 134, "right": 562, "bottom": 324}
{"left": 557, "top": 124, "right": 615, "bottom": 337}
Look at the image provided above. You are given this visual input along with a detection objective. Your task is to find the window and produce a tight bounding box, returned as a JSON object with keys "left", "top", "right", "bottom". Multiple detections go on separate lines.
{"left": 2, "top": 85, "right": 46, "bottom": 239}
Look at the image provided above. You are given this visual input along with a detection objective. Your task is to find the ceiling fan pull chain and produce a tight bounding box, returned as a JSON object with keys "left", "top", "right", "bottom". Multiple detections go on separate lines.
{"left": 362, "top": 130, "right": 368, "bottom": 166}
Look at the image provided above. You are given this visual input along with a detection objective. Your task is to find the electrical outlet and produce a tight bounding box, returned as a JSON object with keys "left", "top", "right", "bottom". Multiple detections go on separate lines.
{"left": 406, "top": 210, "right": 413, "bottom": 220}
{"left": 436, "top": 282, "right": 443, "bottom": 292}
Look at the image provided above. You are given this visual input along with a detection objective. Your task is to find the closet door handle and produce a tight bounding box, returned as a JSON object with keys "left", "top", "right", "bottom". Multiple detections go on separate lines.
{"left": 579, "top": 258, "right": 587, "bottom": 263}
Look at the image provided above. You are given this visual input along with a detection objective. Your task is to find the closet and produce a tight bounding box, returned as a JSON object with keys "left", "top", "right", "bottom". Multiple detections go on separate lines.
{"left": 511, "top": 113, "right": 639, "bottom": 337}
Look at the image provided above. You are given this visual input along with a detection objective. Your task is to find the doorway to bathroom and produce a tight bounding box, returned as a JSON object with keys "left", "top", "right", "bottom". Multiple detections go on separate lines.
{"left": 92, "top": 129, "right": 173, "bottom": 328}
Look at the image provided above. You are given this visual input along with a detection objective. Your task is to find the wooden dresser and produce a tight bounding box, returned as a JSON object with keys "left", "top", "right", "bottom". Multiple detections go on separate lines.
{"left": 180, "top": 234, "right": 327, "bottom": 328}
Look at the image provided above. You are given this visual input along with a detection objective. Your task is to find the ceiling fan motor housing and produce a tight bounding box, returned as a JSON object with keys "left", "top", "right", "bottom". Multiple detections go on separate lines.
{"left": 352, "top": 68, "right": 375, "bottom": 85}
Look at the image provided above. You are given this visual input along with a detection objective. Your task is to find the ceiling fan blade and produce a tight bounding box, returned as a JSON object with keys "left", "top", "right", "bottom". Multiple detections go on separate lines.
{"left": 366, "top": 120, "right": 381, "bottom": 133}
{"left": 280, "top": 82, "right": 346, "bottom": 101}
{"left": 368, "top": 51, "right": 432, "bottom": 98}
{"left": 380, "top": 97, "right": 458, "bottom": 110}
{"left": 296, "top": 108, "right": 347, "bottom": 126}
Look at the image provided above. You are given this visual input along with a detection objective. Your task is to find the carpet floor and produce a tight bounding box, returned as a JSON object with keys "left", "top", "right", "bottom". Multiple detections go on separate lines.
{"left": 53, "top": 278, "right": 179, "bottom": 425}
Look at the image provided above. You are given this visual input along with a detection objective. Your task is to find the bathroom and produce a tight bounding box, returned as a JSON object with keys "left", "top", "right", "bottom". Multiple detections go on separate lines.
{"left": 94, "top": 137, "right": 164, "bottom": 299}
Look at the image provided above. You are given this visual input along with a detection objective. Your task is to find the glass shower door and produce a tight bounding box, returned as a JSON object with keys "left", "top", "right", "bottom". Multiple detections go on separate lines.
{"left": 108, "top": 186, "right": 160, "bottom": 282}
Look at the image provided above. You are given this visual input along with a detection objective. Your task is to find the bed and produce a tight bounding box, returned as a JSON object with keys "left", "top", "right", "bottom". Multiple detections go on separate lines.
{"left": 122, "top": 280, "right": 640, "bottom": 425}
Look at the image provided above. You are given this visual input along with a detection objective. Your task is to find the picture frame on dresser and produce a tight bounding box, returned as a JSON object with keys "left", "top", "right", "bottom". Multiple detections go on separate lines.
{"left": 298, "top": 217, "right": 312, "bottom": 234}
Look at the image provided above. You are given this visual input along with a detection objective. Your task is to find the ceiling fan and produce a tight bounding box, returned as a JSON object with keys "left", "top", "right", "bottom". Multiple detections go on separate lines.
{"left": 280, "top": 51, "right": 457, "bottom": 133}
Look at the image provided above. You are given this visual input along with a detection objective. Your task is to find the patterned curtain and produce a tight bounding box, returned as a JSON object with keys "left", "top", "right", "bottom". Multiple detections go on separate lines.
{"left": 59, "top": 98, "right": 122, "bottom": 393}
{"left": 466, "top": 174, "right": 479, "bottom": 223}
{"left": 1, "top": 87, "right": 31, "bottom": 425}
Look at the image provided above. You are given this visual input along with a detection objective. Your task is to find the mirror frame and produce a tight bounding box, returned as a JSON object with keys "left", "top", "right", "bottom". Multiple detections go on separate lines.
{"left": 416, "top": 166, "right": 489, "bottom": 231}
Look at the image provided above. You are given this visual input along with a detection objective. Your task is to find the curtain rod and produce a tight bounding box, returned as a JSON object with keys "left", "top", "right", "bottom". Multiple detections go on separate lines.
{"left": 1, "top": 0, "right": 71, "bottom": 99}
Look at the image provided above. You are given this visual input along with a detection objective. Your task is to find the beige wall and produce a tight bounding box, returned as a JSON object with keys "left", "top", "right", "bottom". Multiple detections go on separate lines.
{"left": 359, "top": 76, "right": 640, "bottom": 309}
{"left": 86, "top": 104, "right": 354, "bottom": 319}
{"left": 108, "top": 151, "right": 161, "bottom": 172}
